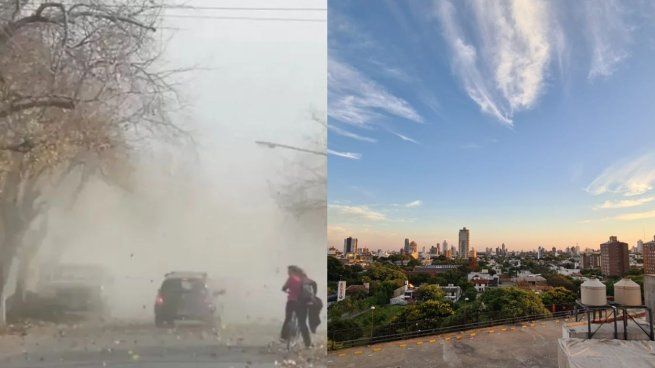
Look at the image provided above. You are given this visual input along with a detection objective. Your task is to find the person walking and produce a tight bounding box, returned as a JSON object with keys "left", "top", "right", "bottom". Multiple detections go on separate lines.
{"left": 281, "top": 265, "right": 312, "bottom": 348}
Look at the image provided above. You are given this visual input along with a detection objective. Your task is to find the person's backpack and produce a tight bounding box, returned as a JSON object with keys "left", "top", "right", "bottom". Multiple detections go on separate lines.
{"left": 299, "top": 278, "right": 317, "bottom": 304}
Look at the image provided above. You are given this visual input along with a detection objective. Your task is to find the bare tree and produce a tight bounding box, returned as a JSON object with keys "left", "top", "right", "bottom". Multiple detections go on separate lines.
{"left": 256, "top": 110, "right": 327, "bottom": 218}
{"left": 0, "top": 0, "right": 184, "bottom": 325}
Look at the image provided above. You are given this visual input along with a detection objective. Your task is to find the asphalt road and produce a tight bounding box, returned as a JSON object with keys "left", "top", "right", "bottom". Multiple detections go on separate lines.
{"left": 0, "top": 321, "right": 326, "bottom": 368}
{"left": 328, "top": 318, "right": 567, "bottom": 368}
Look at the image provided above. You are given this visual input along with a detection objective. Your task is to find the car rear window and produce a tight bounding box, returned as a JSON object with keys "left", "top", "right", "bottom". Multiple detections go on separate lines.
{"left": 161, "top": 278, "right": 205, "bottom": 294}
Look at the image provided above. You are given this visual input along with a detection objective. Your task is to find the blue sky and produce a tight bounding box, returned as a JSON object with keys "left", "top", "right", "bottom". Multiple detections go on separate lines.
{"left": 328, "top": 0, "right": 655, "bottom": 251}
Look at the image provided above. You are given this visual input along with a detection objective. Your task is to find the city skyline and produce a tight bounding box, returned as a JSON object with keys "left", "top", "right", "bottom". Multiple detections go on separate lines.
{"left": 328, "top": 1, "right": 655, "bottom": 250}
{"left": 329, "top": 228, "right": 644, "bottom": 254}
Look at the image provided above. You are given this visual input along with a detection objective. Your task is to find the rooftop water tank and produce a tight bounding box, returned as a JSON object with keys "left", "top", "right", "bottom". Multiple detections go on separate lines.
{"left": 581, "top": 278, "right": 606, "bottom": 306}
{"left": 614, "top": 278, "right": 642, "bottom": 306}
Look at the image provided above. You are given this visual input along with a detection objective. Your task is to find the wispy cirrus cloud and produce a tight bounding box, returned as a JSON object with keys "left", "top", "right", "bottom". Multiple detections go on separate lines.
{"left": 586, "top": 153, "right": 655, "bottom": 220}
{"left": 328, "top": 57, "right": 423, "bottom": 127}
{"left": 595, "top": 196, "right": 655, "bottom": 210}
{"left": 328, "top": 149, "right": 362, "bottom": 160}
{"left": 612, "top": 209, "right": 655, "bottom": 222}
{"left": 328, "top": 125, "right": 377, "bottom": 143}
{"left": 436, "top": 0, "right": 555, "bottom": 125}
{"left": 390, "top": 131, "right": 420, "bottom": 144}
{"left": 329, "top": 204, "right": 387, "bottom": 221}
{"left": 435, "top": 0, "right": 636, "bottom": 124}
{"left": 583, "top": 0, "right": 631, "bottom": 79}
{"left": 586, "top": 153, "right": 655, "bottom": 197}
{"left": 405, "top": 200, "right": 422, "bottom": 208}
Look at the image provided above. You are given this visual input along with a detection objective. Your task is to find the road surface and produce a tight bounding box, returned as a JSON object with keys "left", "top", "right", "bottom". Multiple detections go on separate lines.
{"left": 0, "top": 321, "right": 326, "bottom": 368}
{"left": 328, "top": 318, "right": 567, "bottom": 368}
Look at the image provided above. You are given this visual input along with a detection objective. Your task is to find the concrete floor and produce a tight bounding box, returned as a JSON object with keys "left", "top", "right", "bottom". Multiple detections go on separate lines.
{"left": 328, "top": 318, "right": 570, "bottom": 368}
{"left": 0, "top": 321, "right": 327, "bottom": 368}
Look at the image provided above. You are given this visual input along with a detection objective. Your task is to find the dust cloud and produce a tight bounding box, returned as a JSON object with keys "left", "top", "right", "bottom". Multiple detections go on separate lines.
{"left": 33, "top": 138, "right": 326, "bottom": 326}
{"left": 23, "top": 1, "right": 327, "bottom": 330}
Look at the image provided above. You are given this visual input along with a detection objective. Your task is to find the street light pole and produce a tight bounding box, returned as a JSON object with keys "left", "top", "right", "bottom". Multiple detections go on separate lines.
{"left": 370, "top": 306, "right": 376, "bottom": 340}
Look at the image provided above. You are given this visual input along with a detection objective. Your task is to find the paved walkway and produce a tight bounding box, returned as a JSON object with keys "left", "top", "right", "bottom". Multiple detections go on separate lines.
{"left": 328, "top": 318, "right": 570, "bottom": 368}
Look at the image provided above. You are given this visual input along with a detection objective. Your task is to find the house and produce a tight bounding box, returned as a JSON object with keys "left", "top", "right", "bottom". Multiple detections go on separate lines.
{"left": 441, "top": 283, "right": 462, "bottom": 302}
{"left": 514, "top": 272, "right": 548, "bottom": 291}
{"left": 472, "top": 278, "right": 489, "bottom": 293}
{"left": 468, "top": 271, "right": 499, "bottom": 288}
{"left": 389, "top": 281, "right": 415, "bottom": 305}
{"left": 508, "top": 259, "right": 522, "bottom": 268}
{"left": 554, "top": 266, "right": 581, "bottom": 277}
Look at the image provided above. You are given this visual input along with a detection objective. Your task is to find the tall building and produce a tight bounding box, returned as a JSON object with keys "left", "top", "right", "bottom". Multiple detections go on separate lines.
{"left": 600, "top": 236, "right": 629, "bottom": 277}
{"left": 582, "top": 252, "right": 601, "bottom": 269}
{"left": 404, "top": 238, "right": 410, "bottom": 253}
{"left": 459, "top": 227, "right": 470, "bottom": 258}
{"left": 643, "top": 236, "right": 655, "bottom": 274}
{"left": 343, "top": 237, "right": 358, "bottom": 255}
{"left": 409, "top": 240, "right": 419, "bottom": 259}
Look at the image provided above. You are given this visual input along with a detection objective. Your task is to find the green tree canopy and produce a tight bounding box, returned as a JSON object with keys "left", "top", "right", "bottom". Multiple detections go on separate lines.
{"left": 540, "top": 287, "right": 576, "bottom": 308}
{"left": 327, "top": 256, "right": 345, "bottom": 282}
{"left": 479, "top": 287, "right": 549, "bottom": 319}
{"left": 546, "top": 274, "right": 580, "bottom": 293}
{"left": 328, "top": 319, "right": 363, "bottom": 342}
{"left": 393, "top": 300, "right": 454, "bottom": 331}
{"left": 365, "top": 262, "right": 407, "bottom": 283}
{"left": 414, "top": 284, "right": 446, "bottom": 302}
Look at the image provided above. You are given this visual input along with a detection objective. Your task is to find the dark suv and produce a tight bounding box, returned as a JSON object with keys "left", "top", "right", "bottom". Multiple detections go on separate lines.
{"left": 154, "top": 272, "right": 221, "bottom": 327}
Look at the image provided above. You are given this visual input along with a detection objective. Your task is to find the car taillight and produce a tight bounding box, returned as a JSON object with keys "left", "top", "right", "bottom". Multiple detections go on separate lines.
{"left": 155, "top": 294, "right": 164, "bottom": 305}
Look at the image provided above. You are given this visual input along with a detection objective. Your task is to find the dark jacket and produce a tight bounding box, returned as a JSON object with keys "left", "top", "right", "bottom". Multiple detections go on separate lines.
{"left": 308, "top": 296, "right": 323, "bottom": 333}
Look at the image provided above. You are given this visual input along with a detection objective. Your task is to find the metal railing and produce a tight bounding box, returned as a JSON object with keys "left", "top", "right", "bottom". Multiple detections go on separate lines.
{"left": 328, "top": 310, "right": 573, "bottom": 350}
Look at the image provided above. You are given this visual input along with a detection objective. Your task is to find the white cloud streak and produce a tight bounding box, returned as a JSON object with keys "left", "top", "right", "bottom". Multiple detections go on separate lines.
{"left": 329, "top": 204, "right": 387, "bottom": 221}
{"left": 613, "top": 209, "right": 655, "bottom": 222}
{"left": 328, "top": 149, "right": 362, "bottom": 160}
{"left": 328, "top": 58, "right": 423, "bottom": 127}
{"left": 328, "top": 125, "right": 377, "bottom": 143}
{"left": 595, "top": 196, "right": 655, "bottom": 210}
{"left": 436, "top": 0, "right": 635, "bottom": 123}
{"left": 587, "top": 153, "right": 655, "bottom": 197}
{"left": 584, "top": 0, "right": 631, "bottom": 79}
{"left": 391, "top": 131, "right": 420, "bottom": 144}
{"left": 405, "top": 200, "right": 422, "bottom": 208}
{"left": 437, "top": 0, "right": 554, "bottom": 125}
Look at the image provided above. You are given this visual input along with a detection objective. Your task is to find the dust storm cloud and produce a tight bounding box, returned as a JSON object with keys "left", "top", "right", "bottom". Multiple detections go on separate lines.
{"left": 31, "top": 5, "right": 327, "bottom": 326}
{"left": 37, "top": 142, "right": 325, "bottom": 325}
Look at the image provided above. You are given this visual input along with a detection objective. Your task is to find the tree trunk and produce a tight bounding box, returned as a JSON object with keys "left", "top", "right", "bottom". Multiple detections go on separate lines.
{"left": 0, "top": 264, "right": 5, "bottom": 328}
{"left": 13, "top": 215, "right": 48, "bottom": 308}
{"left": 13, "top": 257, "right": 28, "bottom": 306}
